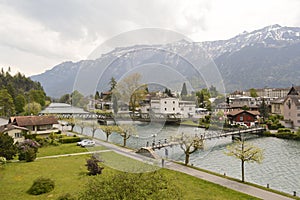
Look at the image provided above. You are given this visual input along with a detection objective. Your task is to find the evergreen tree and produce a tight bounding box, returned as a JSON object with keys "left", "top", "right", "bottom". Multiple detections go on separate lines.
{"left": 180, "top": 83, "right": 188, "bottom": 97}
{"left": 0, "top": 133, "right": 17, "bottom": 160}
{"left": 0, "top": 89, "right": 15, "bottom": 117}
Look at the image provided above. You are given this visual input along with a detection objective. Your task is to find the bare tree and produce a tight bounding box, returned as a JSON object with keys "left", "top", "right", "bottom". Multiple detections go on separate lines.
{"left": 225, "top": 139, "right": 263, "bottom": 182}
{"left": 114, "top": 73, "right": 147, "bottom": 113}
{"left": 173, "top": 133, "right": 203, "bottom": 165}
{"left": 101, "top": 125, "right": 120, "bottom": 141}
{"left": 118, "top": 124, "right": 137, "bottom": 147}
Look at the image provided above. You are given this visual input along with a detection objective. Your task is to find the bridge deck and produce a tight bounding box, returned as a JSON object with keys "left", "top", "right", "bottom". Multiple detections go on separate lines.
{"left": 143, "top": 127, "right": 266, "bottom": 150}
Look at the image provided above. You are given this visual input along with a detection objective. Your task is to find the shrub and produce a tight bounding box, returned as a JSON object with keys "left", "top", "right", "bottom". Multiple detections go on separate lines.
{"left": 57, "top": 193, "right": 75, "bottom": 200}
{"left": 59, "top": 136, "right": 81, "bottom": 144}
{"left": 277, "top": 128, "right": 291, "bottom": 133}
{"left": 0, "top": 156, "right": 6, "bottom": 167}
{"left": 27, "top": 177, "right": 55, "bottom": 195}
{"left": 18, "top": 139, "right": 40, "bottom": 162}
{"left": 85, "top": 155, "right": 104, "bottom": 176}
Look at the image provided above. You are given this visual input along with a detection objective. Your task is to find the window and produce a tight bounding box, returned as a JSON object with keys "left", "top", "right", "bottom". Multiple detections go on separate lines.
{"left": 181, "top": 108, "right": 184, "bottom": 111}
{"left": 297, "top": 113, "right": 300, "bottom": 117}
{"left": 164, "top": 108, "right": 167, "bottom": 111}
{"left": 189, "top": 107, "right": 192, "bottom": 111}
{"left": 164, "top": 101, "right": 167, "bottom": 104}
{"left": 240, "top": 116, "right": 243, "bottom": 121}
{"left": 173, "top": 108, "right": 175, "bottom": 111}
{"left": 15, "top": 132, "right": 22, "bottom": 138}
{"left": 173, "top": 101, "right": 175, "bottom": 104}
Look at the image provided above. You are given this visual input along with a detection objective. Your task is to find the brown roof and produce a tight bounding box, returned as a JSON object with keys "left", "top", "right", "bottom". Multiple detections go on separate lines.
{"left": 227, "top": 110, "right": 260, "bottom": 117}
{"left": 9, "top": 116, "right": 58, "bottom": 127}
{"left": 0, "top": 123, "right": 28, "bottom": 133}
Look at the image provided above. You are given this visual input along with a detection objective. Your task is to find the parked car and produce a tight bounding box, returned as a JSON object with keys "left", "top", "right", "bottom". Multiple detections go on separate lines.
{"left": 80, "top": 140, "right": 96, "bottom": 147}
{"left": 77, "top": 139, "right": 90, "bottom": 146}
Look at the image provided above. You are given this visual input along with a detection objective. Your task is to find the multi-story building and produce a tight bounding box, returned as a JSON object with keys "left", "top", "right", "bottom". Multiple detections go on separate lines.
{"left": 245, "top": 87, "right": 289, "bottom": 98}
{"left": 283, "top": 86, "right": 300, "bottom": 130}
{"left": 150, "top": 97, "right": 196, "bottom": 118}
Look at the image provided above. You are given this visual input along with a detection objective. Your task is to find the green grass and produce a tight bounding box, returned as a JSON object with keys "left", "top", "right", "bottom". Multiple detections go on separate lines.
{"left": 0, "top": 155, "right": 91, "bottom": 200}
{"left": 180, "top": 120, "right": 200, "bottom": 127}
{"left": 37, "top": 143, "right": 107, "bottom": 157}
{"left": 0, "top": 149, "right": 261, "bottom": 200}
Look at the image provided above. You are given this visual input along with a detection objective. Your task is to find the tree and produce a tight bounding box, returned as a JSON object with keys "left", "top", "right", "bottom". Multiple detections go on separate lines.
{"left": 209, "top": 85, "right": 218, "bottom": 98}
{"left": 118, "top": 124, "right": 137, "bottom": 147}
{"left": 77, "top": 120, "right": 86, "bottom": 134}
{"left": 196, "top": 89, "right": 211, "bottom": 110}
{"left": 15, "top": 94, "right": 26, "bottom": 114}
{"left": 85, "top": 155, "right": 104, "bottom": 176}
{"left": 59, "top": 94, "right": 71, "bottom": 104}
{"left": 23, "top": 102, "right": 42, "bottom": 115}
{"left": 71, "top": 90, "right": 87, "bottom": 108}
{"left": 87, "top": 121, "right": 100, "bottom": 138}
{"left": 225, "top": 139, "right": 263, "bottom": 182}
{"left": 180, "top": 82, "right": 188, "bottom": 97}
{"left": 249, "top": 88, "right": 258, "bottom": 98}
{"left": 259, "top": 98, "right": 269, "bottom": 122}
{"left": 63, "top": 117, "right": 76, "bottom": 132}
{"left": 17, "top": 139, "right": 40, "bottom": 162}
{"left": 0, "top": 133, "right": 17, "bottom": 160}
{"left": 0, "top": 89, "right": 15, "bottom": 117}
{"left": 114, "top": 73, "right": 147, "bottom": 112}
{"left": 29, "top": 90, "right": 46, "bottom": 107}
{"left": 79, "top": 171, "right": 182, "bottom": 200}
{"left": 101, "top": 126, "right": 115, "bottom": 141}
{"left": 95, "top": 91, "right": 100, "bottom": 100}
{"left": 173, "top": 133, "right": 203, "bottom": 165}
{"left": 109, "top": 77, "right": 117, "bottom": 91}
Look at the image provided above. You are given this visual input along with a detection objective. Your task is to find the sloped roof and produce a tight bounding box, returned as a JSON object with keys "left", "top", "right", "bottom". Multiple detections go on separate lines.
{"left": 227, "top": 110, "right": 260, "bottom": 117}
{"left": 9, "top": 116, "right": 58, "bottom": 127}
{"left": 287, "top": 86, "right": 300, "bottom": 95}
{"left": 0, "top": 123, "right": 28, "bottom": 133}
{"left": 40, "top": 103, "right": 89, "bottom": 114}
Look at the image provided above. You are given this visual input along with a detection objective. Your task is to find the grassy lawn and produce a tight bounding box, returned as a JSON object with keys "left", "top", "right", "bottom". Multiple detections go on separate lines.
{"left": 37, "top": 143, "right": 107, "bottom": 157}
{"left": 0, "top": 147, "right": 260, "bottom": 200}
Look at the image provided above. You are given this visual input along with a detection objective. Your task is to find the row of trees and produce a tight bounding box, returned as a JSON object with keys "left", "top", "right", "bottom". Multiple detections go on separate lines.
{"left": 0, "top": 69, "right": 48, "bottom": 116}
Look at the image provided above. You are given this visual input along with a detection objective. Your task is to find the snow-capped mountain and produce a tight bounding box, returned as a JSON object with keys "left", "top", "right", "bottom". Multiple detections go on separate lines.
{"left": 31, "top": 24, "right": 300, "bottom": 97}
{"left": 200, "top": 24, "right": 300, "bottom": 58}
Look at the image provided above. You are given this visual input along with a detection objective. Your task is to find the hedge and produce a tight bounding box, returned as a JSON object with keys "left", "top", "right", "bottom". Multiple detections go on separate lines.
{"left": 59, "top": 137, "right": 81, "bottom": 144}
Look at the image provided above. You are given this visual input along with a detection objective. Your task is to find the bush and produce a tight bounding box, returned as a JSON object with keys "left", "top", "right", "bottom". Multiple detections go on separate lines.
{"left": 57, "top": 193, "right": 75, "bottom": 200}
{"left": 18, "top": 139, "right": 40, "bottom": 162}
{"left": 85, "top": 155, "right": 104, "bottom": 176}
{"left": 277, "top": 128, "right": 291, "bottom": 133}
{"left": 0, "top": 156, "right": 6, "bottom": 167}
{"left": 27, "top": 177, "right": 55, "bottom": 195}
{"left": 59, "top": 136, "right": 81, "bottom": 144}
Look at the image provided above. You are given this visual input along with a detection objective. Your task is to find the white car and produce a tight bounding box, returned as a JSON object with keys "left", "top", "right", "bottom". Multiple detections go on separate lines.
{"left": 80, "top": 140, "right": 96, "bottom": 147}
{"left": 77, "top": 139, "right": 90, "bottom": 146}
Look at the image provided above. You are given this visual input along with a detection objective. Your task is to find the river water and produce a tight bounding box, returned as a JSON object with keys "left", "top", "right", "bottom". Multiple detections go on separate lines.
{"left": 76, "top": 123, "right": 300, "bottom": 196}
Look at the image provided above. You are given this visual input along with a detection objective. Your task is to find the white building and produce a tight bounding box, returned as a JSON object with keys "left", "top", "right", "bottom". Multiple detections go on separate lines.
{"left": 150, "top": 97, "right": 196, "bottom": 118}
{"left": 179, "top": 101, "right": 196, "bottom": 118}
{"left": 151, "top": 98, "right": 180, "bottom": 114}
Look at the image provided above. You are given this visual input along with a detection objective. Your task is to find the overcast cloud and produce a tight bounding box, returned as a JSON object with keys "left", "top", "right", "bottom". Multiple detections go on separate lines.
{"left": 0, "top": 0, "right": 300, "bottom": 75}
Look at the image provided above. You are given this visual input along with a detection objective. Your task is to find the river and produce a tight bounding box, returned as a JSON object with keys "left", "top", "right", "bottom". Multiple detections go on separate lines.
{"left": 75, "top": 123, "right": 300, "bottom": 196}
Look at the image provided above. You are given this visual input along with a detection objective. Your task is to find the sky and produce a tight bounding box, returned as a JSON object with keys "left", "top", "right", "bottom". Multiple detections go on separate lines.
{"left": 1, "top": 0, "right": 300, "bottom": 76}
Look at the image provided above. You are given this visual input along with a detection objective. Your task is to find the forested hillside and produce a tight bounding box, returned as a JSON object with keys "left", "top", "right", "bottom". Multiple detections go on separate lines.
{"left": 0, "top": 68, "right": 48, "bottom": 117}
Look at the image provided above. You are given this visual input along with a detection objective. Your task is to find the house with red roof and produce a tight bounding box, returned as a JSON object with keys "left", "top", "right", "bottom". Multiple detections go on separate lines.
{"left": 227, "top": 110, "right": 260, "bottom": 127}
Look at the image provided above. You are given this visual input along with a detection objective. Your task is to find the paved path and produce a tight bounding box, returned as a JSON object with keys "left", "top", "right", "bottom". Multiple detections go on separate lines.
{"left": 37, "top": 150, "right": 112, "bottom": 159}
{"left": 61, "top": 132, "right": 295, "bottom": 200}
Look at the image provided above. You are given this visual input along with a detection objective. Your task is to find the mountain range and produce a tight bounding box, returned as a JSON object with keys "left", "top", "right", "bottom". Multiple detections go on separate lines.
{"left": 31, "top": 24, "right": 300, "bottom": 98}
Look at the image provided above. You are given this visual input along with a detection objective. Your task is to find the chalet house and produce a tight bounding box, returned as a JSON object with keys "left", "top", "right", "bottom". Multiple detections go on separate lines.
{"left": 0, "top": 124, "right": 28, "bottom": 143}
{"left": 283, "top": 86, "right": 300, "bottom": 130}
{"left": 9, "top": 115, "right": 59, "bottom": 137}
{"left": 270, "top": 98, "right": 284, "bottom": 115}
{"left": 227, "top": 110, "right": 260, "bottom": 127}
